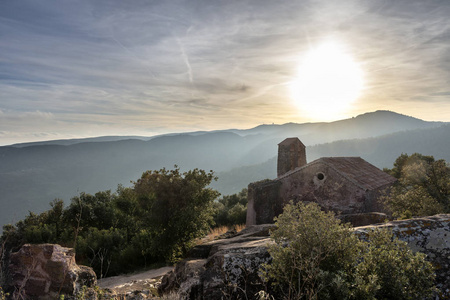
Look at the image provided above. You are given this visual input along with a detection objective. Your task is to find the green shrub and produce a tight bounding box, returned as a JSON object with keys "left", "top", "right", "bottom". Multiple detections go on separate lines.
{"left": 264, "top": 201, "right": 360, "bottom": 299}
{"left": 264, "top": 201, "right": 436, "bottom": 300}
{"left": 354, "top": 229, "right": 435, "bottom": 300}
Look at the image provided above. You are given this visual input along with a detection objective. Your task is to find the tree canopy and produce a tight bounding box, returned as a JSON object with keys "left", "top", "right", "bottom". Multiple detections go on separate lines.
{"left": 382, "top": 153, "right": 450, "bottom": 218}
{"left": 213, "top": 188, "right": 248, "bottom": 227}
{"left": 1, "top": 167, "right": 219, "bottom": 277}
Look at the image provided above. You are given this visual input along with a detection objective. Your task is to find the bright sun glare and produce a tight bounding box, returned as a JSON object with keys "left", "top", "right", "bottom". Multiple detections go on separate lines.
{"left": 290, "top": 40, "right": 364, "bottom": 120}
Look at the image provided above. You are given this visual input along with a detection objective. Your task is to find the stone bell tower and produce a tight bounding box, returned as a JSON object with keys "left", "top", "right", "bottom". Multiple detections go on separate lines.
{"left": 277, "top": 137, "right": 306, "bottom": 177}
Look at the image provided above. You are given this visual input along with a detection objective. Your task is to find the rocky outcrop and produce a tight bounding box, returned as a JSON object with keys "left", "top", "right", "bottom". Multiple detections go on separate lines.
{"left": 7, "top": 244, "right": 96, "bottom": 299}
{"left": 159, "top": 224, "right": 275, "bottom": 299}
{"left": 160, "top": 215, "right": 450, "bottom": 299}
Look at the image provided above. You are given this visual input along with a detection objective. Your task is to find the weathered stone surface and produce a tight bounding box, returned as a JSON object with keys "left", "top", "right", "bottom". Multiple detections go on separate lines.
{"left": 246, "top": 180, "right": 282, "bottom": 226}
{"left": 7, "top": 244, "right": 97, "bottom": 299}
{"left": 161, "top": 216, "right": 450, "bottom": 299}
{"left": 277, "top": 138, "right": 307, "bottom": 177}
{"left": 159, "top": 225, "right": 275, "bottom": 300}
{"left": 338, "top": 212, "right": 390, "bottom": 227}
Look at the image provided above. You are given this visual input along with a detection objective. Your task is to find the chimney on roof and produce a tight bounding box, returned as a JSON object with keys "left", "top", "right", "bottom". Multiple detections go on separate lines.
{"left": 277, "top": 138, "right": 306, "bottom": 177}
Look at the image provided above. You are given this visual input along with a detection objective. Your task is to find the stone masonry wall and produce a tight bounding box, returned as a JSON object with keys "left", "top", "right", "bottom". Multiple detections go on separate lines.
{"left": 278, "top": 163, "right": 367, "bottom": 215}
{"left": 246, "top": 180, "right": 282, "bottom": 226}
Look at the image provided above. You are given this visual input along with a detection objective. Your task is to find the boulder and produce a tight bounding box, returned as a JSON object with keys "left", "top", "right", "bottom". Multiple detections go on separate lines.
{"left": 159, "top": 224, "right": 275, "bottom": 299}
{"left": 7, "top": 244, "right": 96, "bottom": 299}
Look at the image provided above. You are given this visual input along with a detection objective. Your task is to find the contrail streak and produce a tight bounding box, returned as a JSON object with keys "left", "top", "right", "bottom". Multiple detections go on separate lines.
{"left": 176, "top": 37, "right": 193, "bottom": 84}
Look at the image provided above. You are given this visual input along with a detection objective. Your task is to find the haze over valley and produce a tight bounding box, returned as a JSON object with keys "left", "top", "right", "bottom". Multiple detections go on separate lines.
{"left": 0, "top": 110, "right": 448, "bottom": 228}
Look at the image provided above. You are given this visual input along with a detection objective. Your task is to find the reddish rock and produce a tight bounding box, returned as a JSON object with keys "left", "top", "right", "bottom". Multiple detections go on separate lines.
{"left": 7, "top": 244, "right": 96, "bottom": 299}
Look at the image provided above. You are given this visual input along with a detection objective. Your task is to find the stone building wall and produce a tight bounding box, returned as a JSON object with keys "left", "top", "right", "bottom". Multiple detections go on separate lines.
{"left": 247, "top": 163, "right": 382, "bottom": 225}
{"left": 246, "top": 180, "right": 282, "bottom": 226}
{"left": 278, "top": 163, "right": 367, "bottom": 215}
{"left": 364, "top": 185, "right": 390, "bottom": 212}
{"left": 277, "top": 139, "right": 306, "bottom": 177}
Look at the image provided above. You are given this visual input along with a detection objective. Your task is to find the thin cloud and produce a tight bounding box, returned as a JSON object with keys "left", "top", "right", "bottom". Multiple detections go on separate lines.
{"left": 1, "top": 0, "right": 450, "bottom": 145}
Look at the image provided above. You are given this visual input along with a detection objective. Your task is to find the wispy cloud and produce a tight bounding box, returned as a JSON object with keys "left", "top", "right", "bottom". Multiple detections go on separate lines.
{"left": 175, "top": 36, "right": 194, "bottom": 84}
{"left": 1, "top": 0, "right": 450, "bottom": 145}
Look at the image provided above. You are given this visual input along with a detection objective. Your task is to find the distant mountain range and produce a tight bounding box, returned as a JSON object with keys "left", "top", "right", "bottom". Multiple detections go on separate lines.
{"left": 1, "top": 110, "right": 448, "bottom": 228}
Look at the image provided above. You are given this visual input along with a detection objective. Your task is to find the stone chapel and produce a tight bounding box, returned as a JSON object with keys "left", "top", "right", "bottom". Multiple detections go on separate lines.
{"left": 246, "top": 137, "right": 397, "bottom": 226}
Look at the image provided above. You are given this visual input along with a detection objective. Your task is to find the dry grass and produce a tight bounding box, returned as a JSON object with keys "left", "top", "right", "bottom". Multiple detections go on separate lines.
{"left": 234, "top": 224, "right": 245, "bottom": 233}
{"left": 208, "top": 226, "right": 230, "bottom": 239}
{"left": 198, "top": 224, "right": 246, "bottom": 244}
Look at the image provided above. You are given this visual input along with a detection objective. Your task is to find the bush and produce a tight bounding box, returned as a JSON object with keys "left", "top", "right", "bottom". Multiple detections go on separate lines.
{"left": 264, "top": 201, "right": 436, "bottom": 300}
{"left": 264, "top": 201, "right": 360, "bottom": 299}
{"left": 354, "top": 229, "right": 435, "bottom": 300}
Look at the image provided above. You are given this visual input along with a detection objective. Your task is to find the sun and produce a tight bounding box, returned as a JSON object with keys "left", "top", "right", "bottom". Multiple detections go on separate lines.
{"left": 290, "top": 40, "right": 364, "bottom": 120}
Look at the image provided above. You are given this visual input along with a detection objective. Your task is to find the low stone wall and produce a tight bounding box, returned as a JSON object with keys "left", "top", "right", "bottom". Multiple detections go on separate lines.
{"left": 160, "top": 214, "right": 450, "bottom": 299}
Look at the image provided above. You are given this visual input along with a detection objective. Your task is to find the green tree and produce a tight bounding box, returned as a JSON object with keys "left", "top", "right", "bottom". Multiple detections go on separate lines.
{"left": 1, "top": 167, "right": 220, "bottom": 276}
{"left": 213, "top": 188, "right": 247, "bottom": 226}
{"left": 133, "top": 166, "right": 219, "bottom": 261}
{"left": 264, "top": 201, "right": 436, "bottom": 300}
{"left": 383, "top": 153, "right": 450, "bottom": 218}
{"left": 75, "top": 227, "right": 126, "bottom": 278}
{"left": 63, "top": 191, "right": 117, "bottom": 233}
{"left": 113, "top": 185, "right": 142, "bottom": 243}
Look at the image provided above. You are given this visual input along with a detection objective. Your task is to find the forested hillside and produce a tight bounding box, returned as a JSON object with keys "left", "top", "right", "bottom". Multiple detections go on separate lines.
{"left": 0, "top": 111, "right": 447, "bottom": 228}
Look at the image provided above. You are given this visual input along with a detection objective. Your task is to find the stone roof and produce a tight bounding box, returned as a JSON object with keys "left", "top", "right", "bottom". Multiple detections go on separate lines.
{"left": 278, "top": 157, "right": 397, "bottom": 190}
{"left": 278, "top": 137, "right": 305, "bottom": 147}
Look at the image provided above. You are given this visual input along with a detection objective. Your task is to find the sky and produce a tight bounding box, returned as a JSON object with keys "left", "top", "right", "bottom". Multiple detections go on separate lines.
{"left": 1, "top": 0, "right": 450, "bottom": 146}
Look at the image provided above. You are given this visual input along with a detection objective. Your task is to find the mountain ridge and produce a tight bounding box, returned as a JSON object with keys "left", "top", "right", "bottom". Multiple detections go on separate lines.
{"left": 9, "top": 110, "right": 443, "bottom": 148}
{"left": 0, "top": 110, "right": 448, "bottom": 228}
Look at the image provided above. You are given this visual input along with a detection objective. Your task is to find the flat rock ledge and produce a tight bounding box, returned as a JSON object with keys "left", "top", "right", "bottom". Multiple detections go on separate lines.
{"left": 97, "top": 266, "right": 174, "bottom": 299}
{"left": 159, "top": 215, "right": 450, "bottom": 299}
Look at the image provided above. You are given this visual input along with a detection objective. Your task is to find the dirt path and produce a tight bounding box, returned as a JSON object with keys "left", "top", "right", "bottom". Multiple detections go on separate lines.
{"left": 97, "top": 266, "right": 174, "bottom": 294}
